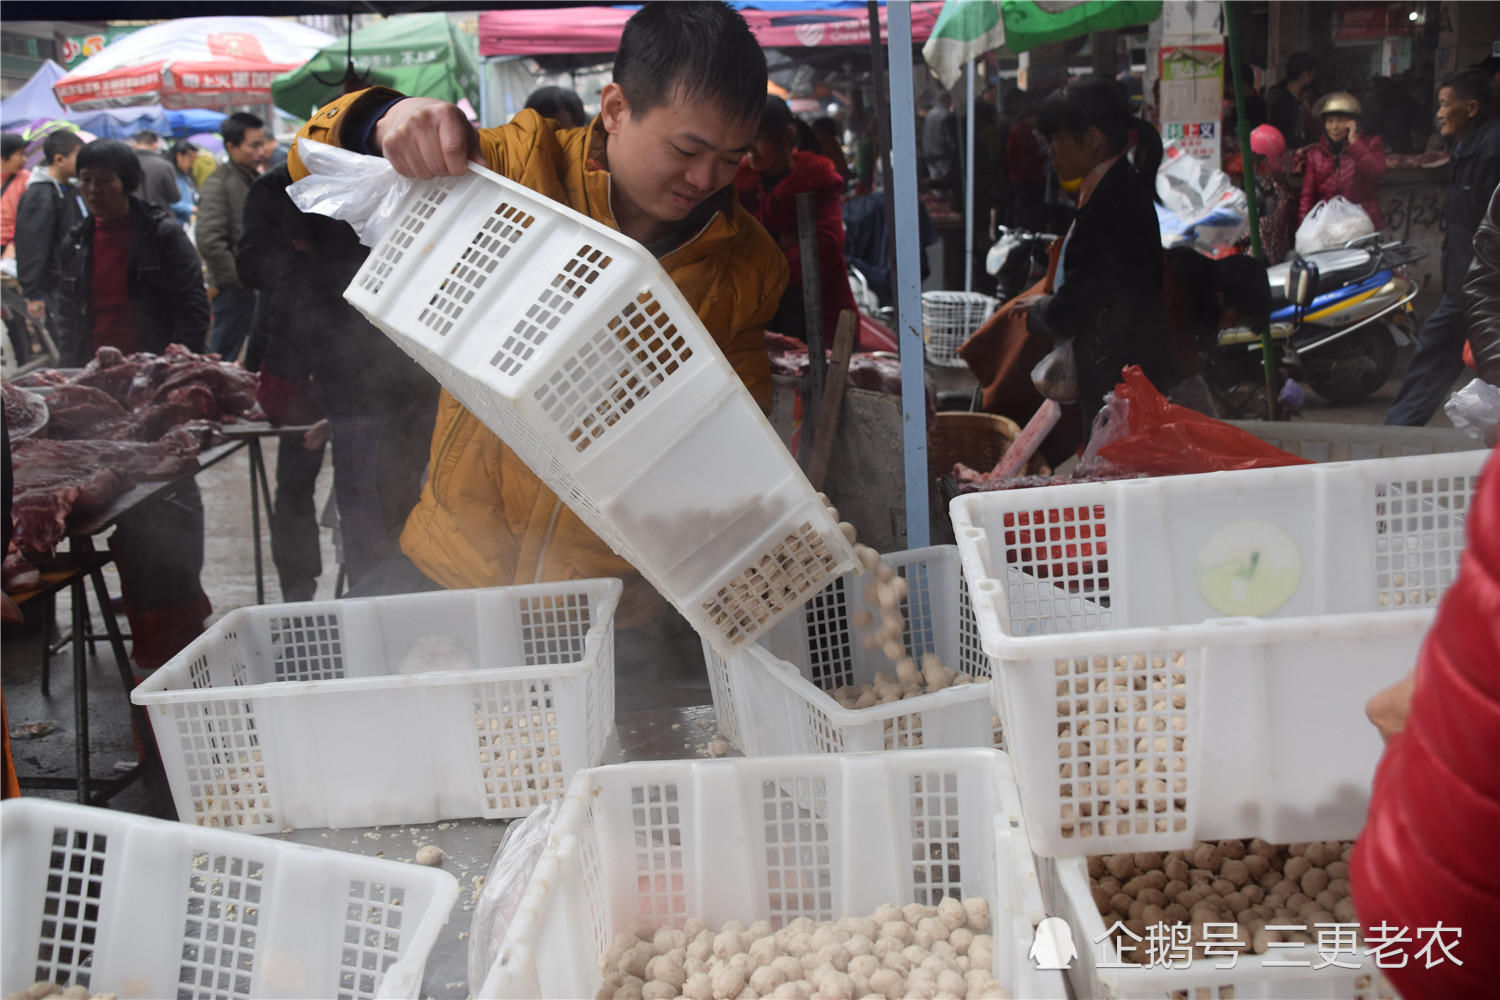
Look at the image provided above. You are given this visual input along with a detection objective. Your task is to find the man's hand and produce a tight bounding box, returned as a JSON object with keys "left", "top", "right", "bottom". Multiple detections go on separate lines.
{"left": 304, "top": 419, "right": 331, "bottom": 451}
{"left": 1366, "top": 669, "right": 1416, "bottom": 743}
{"left": 25, "top": 299, "right": 45, "bottom": 320}
{"left": 373, "top": 98, "right": 482, "bottom": 179}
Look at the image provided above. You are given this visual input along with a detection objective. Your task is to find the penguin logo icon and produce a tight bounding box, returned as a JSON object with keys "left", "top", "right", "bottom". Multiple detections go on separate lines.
{"left": 1028, "top": 916, "right": 1078, "bottom": 970}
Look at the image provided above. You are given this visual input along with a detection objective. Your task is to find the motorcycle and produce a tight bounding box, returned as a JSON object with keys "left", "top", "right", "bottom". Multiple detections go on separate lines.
{"left": 985, "top": 225, "right": 1057, "bottom": 300}
{"left": 1204, "top": 235, "right": 1424, "bottom": 413}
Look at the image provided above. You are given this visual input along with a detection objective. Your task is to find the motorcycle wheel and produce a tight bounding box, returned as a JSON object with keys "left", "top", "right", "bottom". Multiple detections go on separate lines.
{"left": 1304, "top": 327, "right": 1398, "bottom": 404}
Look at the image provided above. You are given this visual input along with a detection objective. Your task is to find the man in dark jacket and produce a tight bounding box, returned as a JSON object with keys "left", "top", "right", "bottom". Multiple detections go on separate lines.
{"left": 238, "top": 164, "right": 438, "bottom": 593}
{"left": 1266, "top": 53, "right": 1316, "bottom": 149}
{"left": 1387, "top": 70, "right": 1500, "bottom": 426}
{"left": 13, "top": 129, "right": 85, "bottom": 332}
{"left": 129, "top": 131, "right": 181, "bottom": 213}
{"left": 1465, "top": 184, "right": 1500, "bottom": 388}
{"left": 198, "top": 112, "right": 272, "bottom": 361}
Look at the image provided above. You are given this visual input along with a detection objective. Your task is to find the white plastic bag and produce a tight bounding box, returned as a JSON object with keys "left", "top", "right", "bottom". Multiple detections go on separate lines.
{"left": 1031, "top": 339, "right": 1079, "bottom": 402}
{"left": 285, "top": 138, "right": 413, "bottom": 247}
{"left": 1294, "top": 196, "right": 1374, "bottom": 255}
{"left": 1445, "top": 377, "right": 1500, "bottom": 446}
{"left": 467, "top": 797, "right": 564, "bottom": 991}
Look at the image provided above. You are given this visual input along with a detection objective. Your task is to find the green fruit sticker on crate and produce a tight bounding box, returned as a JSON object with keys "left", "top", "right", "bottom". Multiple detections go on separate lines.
{"left": 1195, "top": 520, "right": 1302, "bottom": 617}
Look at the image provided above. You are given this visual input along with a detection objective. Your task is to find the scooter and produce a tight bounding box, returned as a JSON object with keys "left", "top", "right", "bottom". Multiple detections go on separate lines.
{"left": 985, "top": 225, "right": 1057, "bottom": 301}
{"left": 1210, "top": 235, "right": 1424, "bottom": 408}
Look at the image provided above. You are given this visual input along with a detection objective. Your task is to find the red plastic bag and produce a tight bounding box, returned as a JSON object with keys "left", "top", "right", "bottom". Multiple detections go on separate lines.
{"left": 1096, "top": 366, "right": 1311, "bottom": 475}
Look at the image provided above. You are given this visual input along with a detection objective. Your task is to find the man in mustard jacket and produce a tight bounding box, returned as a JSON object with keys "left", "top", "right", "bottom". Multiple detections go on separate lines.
{"left": 289, "top": 2, "right": 788, "bottom": 629}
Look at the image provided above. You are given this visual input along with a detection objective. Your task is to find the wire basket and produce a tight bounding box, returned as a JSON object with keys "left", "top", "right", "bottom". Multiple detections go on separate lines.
{"left": 921, "top": 291, "right": 996, "bottom": 366}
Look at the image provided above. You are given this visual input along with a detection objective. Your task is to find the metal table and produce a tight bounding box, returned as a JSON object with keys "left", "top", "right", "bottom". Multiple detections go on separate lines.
{"left": 267, "top": 705, "right": 733, "bottom": 1000}
{"left": 217, "top": 422, "right": 319, "bottom": 604}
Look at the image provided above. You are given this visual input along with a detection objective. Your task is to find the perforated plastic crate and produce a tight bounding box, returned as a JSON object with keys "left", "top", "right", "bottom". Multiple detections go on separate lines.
{"left": 343, "top": 165, "right": 858, "bottom": 657}
{"left": 132, "top": 582, "right": 620, "bottom": 831}
{"left": 1229, "top": 419, "right": 1483, "bottom": 462}
{"left": 921, "top": 291, "right": 996, "bottom": 366}
{"left": 1038, "top": 854, "right": 1401, "bottom": 999}
{"left": 1, "top": 799, "right": 457, "bottom": 1000}
{"left": 476, "top": 750, "right": 1066, "bottom": 999}
{"left": 951, "top": 451, "right": 1486, "bottom": 856}
{"left": 703, "top": 546, "right": 1003, "bottom": 755}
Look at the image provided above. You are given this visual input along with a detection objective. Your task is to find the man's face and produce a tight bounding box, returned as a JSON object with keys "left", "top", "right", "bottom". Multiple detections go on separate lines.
{"left": 227, "top": 127, "right": 272, "bottom": 170}
{"left": 1, "top": 149, "right": 26, "bottom": 175}
{"left": 1436, "top": 86, "right": 1476, "bottom": 138}
{"left": 601, "top": 82, "right": 755, "bottom": 225}
{"left": 746, "top": 125, "right": 794, "bottom": 176}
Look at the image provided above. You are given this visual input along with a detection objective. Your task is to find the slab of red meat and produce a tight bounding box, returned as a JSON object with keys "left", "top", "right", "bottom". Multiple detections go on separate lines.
{"left": 10, "top": 369, "right": 69, "bottom": 389}
{"left": 72, "top": 345, "right": 145, "bottom": 404}
{"left": 154, "top": 358, "right": 257, "bottom": 417}
{"left": 11, "top": 488, "right": 79, "bottom": 553}
{"left": 128, "top": 384, "right": 219, "bottom": 441}
{"left": 44, "top": 384, "right": 129, "bottom": 439}
{"left": 13, "top": 438, "right": 197, "bottom": 485}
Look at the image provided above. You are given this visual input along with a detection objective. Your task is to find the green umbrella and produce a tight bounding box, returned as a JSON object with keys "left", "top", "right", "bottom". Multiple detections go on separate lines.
{"left": 924, "top": 0, "right": 1163, "bottom": 87}
{"left": 272, "top": 13, "right": 480, "bottom": 119}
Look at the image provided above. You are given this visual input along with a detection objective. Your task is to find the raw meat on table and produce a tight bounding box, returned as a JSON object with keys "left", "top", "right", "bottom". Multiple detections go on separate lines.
{"left": 2, "top": 381, "right": 48, "bottom": 439}
{"left": 3, "top": 548, "right": 42, "bottom": 594}
{"left": 43, "top": 384, "right": 129, "bottom": 439}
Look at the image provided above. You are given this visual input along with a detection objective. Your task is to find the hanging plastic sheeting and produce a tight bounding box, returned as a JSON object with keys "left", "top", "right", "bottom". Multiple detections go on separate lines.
{"left": 0, "top": 60, "right": 69, "bottom": 132}
{"left": 54, "top": 16, "right": 333, "bottom": 111}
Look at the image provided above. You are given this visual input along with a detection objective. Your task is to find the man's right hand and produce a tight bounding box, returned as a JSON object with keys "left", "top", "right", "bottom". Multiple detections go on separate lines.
{"left": 372, "top": 97, "right": 482, "bottom": 179}
{"left": 25, "top": 299, "right": 45, "bottom": 320}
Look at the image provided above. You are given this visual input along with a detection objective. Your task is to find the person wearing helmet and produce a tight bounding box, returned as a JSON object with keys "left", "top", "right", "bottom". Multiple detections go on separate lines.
{"left": 1249, "top": 124, "right": 1297, "bottom": 262}
{"left": 1298, "top": 91, "right": 1386, "bottom": 229}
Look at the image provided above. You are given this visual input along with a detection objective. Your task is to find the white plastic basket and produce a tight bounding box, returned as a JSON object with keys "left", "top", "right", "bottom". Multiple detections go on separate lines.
{"left": 133, "top": 582, "right": 621, "bottom": 831}
{"left": 703, "top": 546, "right": 1003, "bottom": 755}
{"left": 476, "top": 749, "right": 1065, "bottom": 1000}
{"left": 1229, "top": 419, "right": 1483, "bottom": 462}
{"left": 951, "top": 452, "right": 1486, "bottom": 856}
{"left": 343, "top": 165, "right": 858, "bottom": 657}
{"left": 0, "top": 799, "right": 457, "bottom": 1000}
{"left": 921, "top": 291, "right": 996, "bottom": 366}
{"left": 1038, "top": 854, "right": 1401, "bottom": 999}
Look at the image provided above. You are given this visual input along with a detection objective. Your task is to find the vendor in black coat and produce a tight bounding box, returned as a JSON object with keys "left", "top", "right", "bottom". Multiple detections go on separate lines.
{"left": 55, "top": 140, "right": 208, "bottom": 367}
{"left": 54, "top": 139, "right": 212, "bottom": 672}
{"left": 1014, "top": 78, "right": 1178, "bottom": 433}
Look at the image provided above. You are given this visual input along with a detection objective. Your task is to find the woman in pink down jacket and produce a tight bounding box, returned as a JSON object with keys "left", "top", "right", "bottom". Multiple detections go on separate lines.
{"left": 1298, "top": 91, "right": 1386, "bottom": 230}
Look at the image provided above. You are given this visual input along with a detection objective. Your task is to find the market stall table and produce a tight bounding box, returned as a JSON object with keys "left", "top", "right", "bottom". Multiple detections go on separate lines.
{"left": 8, "top": 440, "right": 243, "bottom": 810}
{"left": 266, "top": 704, "right": 733, "bottom": 1000}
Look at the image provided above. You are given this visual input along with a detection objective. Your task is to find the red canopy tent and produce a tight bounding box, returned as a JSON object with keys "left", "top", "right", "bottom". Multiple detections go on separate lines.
{"left": 478, "top": 3, "right": 942, "bottom": 56}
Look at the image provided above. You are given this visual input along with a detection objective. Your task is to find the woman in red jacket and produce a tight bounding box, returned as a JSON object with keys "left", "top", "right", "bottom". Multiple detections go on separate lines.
{"left": 735, "top": 95, "right": 857, "bottom": 343}
{"left": 1298, "top": 91, "right": 1386, "bottom": 229}
{"left": 1354, "top": 443, "right": 1500, "bottom": 998}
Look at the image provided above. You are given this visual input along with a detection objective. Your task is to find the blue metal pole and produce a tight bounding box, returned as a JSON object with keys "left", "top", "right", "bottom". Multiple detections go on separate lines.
{"left": 886, "top": 2, "right": 931, "bottom": 549}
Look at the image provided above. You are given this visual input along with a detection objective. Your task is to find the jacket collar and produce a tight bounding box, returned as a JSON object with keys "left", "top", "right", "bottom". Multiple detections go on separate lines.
{"left": 1455, "top": 117, "right": 1499, "bottom": 159}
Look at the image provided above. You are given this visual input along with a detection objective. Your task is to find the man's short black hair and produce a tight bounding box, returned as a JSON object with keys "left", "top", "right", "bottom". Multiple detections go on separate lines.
{"left": 759, "top": 95, "right": 795, "bottom": 136}
{"left": 1, "top": 132, "right": 26, "bottom": 159}
{"left": 43, "top": 130, "right": 84, "bottom": 165}
{"left": 77, "top": 139, "right": 143, "bottom": 194}
{"left": 1441, "top": 69, "right": 1495, "bottom": 119}
{"left": 221, "top": 111, "right": 265, "bottom": 148}
{"left": 613, "top": 2, "right": 767, "bottom": 125}
{"left": 1286, "top": 52, "right": 1316, "bottom": 81}
{"left": 131, "top": 129, "right": 160, "bottom": 146}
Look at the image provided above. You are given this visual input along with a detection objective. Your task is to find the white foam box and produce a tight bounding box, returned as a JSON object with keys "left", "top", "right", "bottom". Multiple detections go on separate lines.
{"left": 342, "top": 165, "right": 858, "bottom": 657}
{"left": 1, "top": 799, "right": 457, "bottom": 999}
{"left": 951, "top": 452, "right": 1485, "bottom": 856}
{"left": 133, "top": 581, "right": 620, "bottom": 831}
{"left": 704, "top": 545, "right": 1003, "bottom": 755}
{"left": 475, "top": 749, "right": 1067, "bottom": 999}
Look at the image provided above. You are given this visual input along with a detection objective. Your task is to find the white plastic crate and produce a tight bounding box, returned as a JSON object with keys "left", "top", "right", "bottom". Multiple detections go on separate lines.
{"left": 132, "top": 581, "right": 621, "bottom": 831}
{"left": 343, "top": 165, "right": 858, "bottom": 657}
{"left": 0, "top": 799, "right": 457, "bottom": 1000}
{"left": 476, "top": 749, "right": 1066, "bottom": 1000}
{"left": 1229, "top": 419, "right": 1483, "bottom": 462}
{"left": 951, "top": 452, "right": 1486, "bottom": 856}
{"left": 921, "top": 291, "right": 996, "bottom": 366}
{"left": 703, "top": 546, "right": 1003, "bottom": 755}
{"left": 1038, "top": 854, "right": 1400, "bottom": 999}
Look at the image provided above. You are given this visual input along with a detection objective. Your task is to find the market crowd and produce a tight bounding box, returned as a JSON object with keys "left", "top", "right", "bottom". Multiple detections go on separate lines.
{"left": 1, "top": 7, "right": 1498, "bottom": 988}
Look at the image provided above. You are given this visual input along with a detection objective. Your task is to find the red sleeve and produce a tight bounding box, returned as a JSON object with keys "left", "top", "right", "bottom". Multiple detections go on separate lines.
{"left": 1351, "top": 448, "right": 1500, "bottom": 999}
{"left": 1350, "top": 135, "right": 1386, "bottom": 180}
